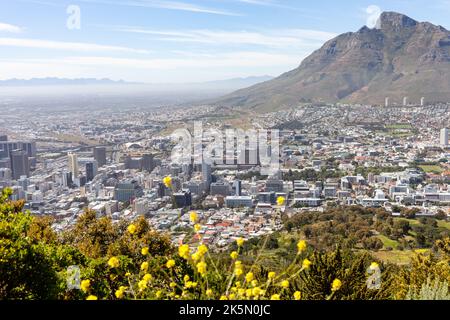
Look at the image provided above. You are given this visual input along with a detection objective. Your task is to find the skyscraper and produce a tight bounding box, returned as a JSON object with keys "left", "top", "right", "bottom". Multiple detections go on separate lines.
{"left": 93, "top": 147, "right": 107, "bottom": 167}
{"left": 10, "top": 149, "right": 29, "bottom": 180}
{"left": 141, "top": 153, "right": 154, "bottom": 172}
{"left": 440, "top": 128, "right": 449, "bottom": 147}
{"left": 202, "top": 162, "right": 212, "bottom": 190}
{"left": 85, "top": 161, "right": 98, "bottom": 182}
{"left": 68, "top": 152, "right": 79, "bottom": 179}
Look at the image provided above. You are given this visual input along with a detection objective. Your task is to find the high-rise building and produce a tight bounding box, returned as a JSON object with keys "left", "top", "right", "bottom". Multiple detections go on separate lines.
{"left": 141, "top": 153, "right": 154, "bottom": 172}
{"left": 10, "top": 149, "right": 29, "bottom": 180}
{"left": 202, "top": 162, "right": 212, "bottom": 190}
{"left": 114, "top": 180, "right": 143, "bottom": 202}
{"left": 233, "top": 180, "right": 242, "bottom": 196}
{"left": 440, "top": 128, "right": 449, "bottom": 147}
{"left": 68, "top": 152, "right": 79, "bottom": 179}
{"left": 93, "top": 147, "right": 107, "bottom": 167}
{"left": 173, "top": 189, "right": 192, "bottom": 208}
{"left": 0, "top": 140, "right": 36, "bottom": 159}
{"left": 61, "top": 170, "right": 73, "bottom": 187}
{"left": 85, "top": 161, "right": 98, "bottom": 182}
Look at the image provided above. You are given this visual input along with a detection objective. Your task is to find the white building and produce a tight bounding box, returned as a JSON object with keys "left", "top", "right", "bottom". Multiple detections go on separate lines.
{"left": 440, "top": 128, "right": 449, "bottom": 147}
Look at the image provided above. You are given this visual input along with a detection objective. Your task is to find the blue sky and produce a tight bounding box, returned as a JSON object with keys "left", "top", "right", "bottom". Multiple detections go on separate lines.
{"left": 0, "top": 0, "right": 449, "bottom": 83}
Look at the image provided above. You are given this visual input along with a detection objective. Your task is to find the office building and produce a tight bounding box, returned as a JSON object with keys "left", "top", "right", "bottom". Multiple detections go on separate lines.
{"left": 114, "top": 180, "right": 143, "bottom": 202}
{"left": 174, "top": 189, "right": 192, "bottom": 208}
{"left": 68, "top": 152, "right": 79, "bottom": 179}
{"left": 440, "top": 128, "right": 449, "bottom": 147}
{"left": 93, "top": 147, "right": 107, "bottom": 167}
{"left": 10, "top": 149, "right": 29, "bottom": 180}
{"left": 202, "top": 162, "right": 212, "bottom": 189}
{"left": 210, "top": 181, "right": 230, "bottom": 196}
{"left": 141, "top": 153, "right": 154, "bottom": 172}
{"left": 0, "top": 140, "right": 36, "bottom": 159}
{"left": 233, "top": 180, "right": 242, "bottom": 196}
{"left": 85, "top": 161, "right": 98, "bottom": 182}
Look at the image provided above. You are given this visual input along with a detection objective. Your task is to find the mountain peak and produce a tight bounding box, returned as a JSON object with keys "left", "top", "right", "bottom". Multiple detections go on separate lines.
{"left": 212, "top": 12, "right": 450, "bottom": 110}
{"left": 379, "top": 11, "right": 418, "bottom": 30}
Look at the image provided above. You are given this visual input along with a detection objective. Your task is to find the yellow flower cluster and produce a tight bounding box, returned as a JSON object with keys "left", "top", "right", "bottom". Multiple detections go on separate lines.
{"left": 163, "top": 176, "right": 172, "bottom": 188}
{"left": 331, "top": 279, "right": 342, "bottom": 292}
{"left": 297, "top": 240, "right": 307, "bottom": 254}
{"left": 108, "top": 256, "right": 120, "bottom": 268}
{"left": 115, "top": 286, "right": 127, "bottom": 299}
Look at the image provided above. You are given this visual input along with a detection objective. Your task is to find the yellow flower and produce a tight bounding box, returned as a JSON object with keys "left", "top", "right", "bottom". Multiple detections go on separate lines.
{"left": 281, "top": 280, "right": 289, "bottom": 289}
{"left": 236, "top": 237, "right": 245, "bottom": 247}
{"left": 331, "top": 279, "right": 342, "bottom": 292}
{"left": 197, "top": 244, "right": 208, "bottom": 256}
{"left": 245, "top": 272, "right": 254, "bottom": 283}
{"left": 184, "top": 275, "right": 190, "bottom": 283}
{"left": 230, "top": 251, "right": 238, "bottom": 260}
{"left": 276, "top": 196, "right": 286, "bottom": 206}
{"left": 235, "top": 267, "right": 243, "bottom": 277}
{"left": 185, "top": 281, "right": 193, "bottom": 288}
{"left": 194, "top": 224, "right": 201, "bottom": 232}
{"left": 245, "top": 289, "right": 253, "bottom": 298}
{"left": 206, "top": 289, "right": 213, "bottom": 297}
{"left": 220, "top": 296, "right": 228, "bottom": 300}
{"left": 229, "top": 293, "right": 236, "bottom": 300}
{"left": 370, "top": 262, "right": 379, "bottom": 270}
{"left": 268, "top": 271, "right": 276, "bottom": 280}
{"left": 293, "top": 291, "right": 301, "bottom": 300}
{"left": 252, "top": 287, "right": 261, "bottom": 296}
{"left": 196, "top": 261, "right": 207, "bottom": 276}
{"left": 80, "top": 279, "right": 90, "bottom": 293}
{"left": 141, "top": 261, "right": 149, "bottom": 272}
{"left": 189, "top": 211, "right": 198, "bottom": 223}
{"left": 115, "top": 286, "right": 127, "bottom": 299}
{"left": 170, "top": 282, "right": 177, "bottom": 288}
{"left": 191, "top": 282, "right": 198, "bottom": 288}
{"left": 143, "top": 274, "right": 152, "bottom": 282}
{"left": 270, "top": 294, "right": 280, "bottom": 300}
{"left": 302, "top": 258, "right": 311, "bottom": 270}
{"left": 107, "top": 256, "right": 119, "bottom": 268}
{"left": 251, "top": 280, "right": 258, "bottom": 287}
{"left": 163, "top": 176, "right": 172, "bottom": 188}
{"left": 238, "top": 288, "right": 245, "bottom": 296}
{"left": 297, "top": 240, "right": 307, "bottom": 254}
{"left": 125, "top": 272, "right": 131, "bottom": 277}
{"left": 127, "top": 224, "right": 136, "bottom": 234}
{"left": 178, "top": 244, "right": 190, "bottom": 260}
{"left": 191, "top": 252, "right": 200, "bottom": 262}
{"left": 86, "top": 295, "right": 98, "bottom": 300}
{"left": 235, "top": 281, "right": 241, "bottom": 288}
{"left": 166, "top": 259, "right": 175, "bottom": 269}
{"left": 141, "top": 247, "right": 149, "bottom": 256}
{"left": 138, "top": 280, "right": 147, "bottom": 291}
{"left": 156, "top": 290, "right": 162, "bottom": 299}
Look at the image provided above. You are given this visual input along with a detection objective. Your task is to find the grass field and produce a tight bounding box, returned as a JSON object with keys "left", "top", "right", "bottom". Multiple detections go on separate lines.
{"left": 377, "top": 235, "right": 400, "bottom": 249}
{"left": 371, "top": 250, "right": 415, "bottom": 265}
{"left": 419, "top": 165, "right": 444, "bottom": 174}
{"left": 437, "top": 220, "right": 450, "bottom": 230}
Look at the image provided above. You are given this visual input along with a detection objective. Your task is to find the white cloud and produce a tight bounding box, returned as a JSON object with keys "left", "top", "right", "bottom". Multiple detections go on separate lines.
{"left": 0, "top": 23, "right": 22, "bottom": 33}
{"left": 115, "top": 27, "right": 336, "bottom": 48}
{"left": 80, "top": 0, "right": 241, "bottom": 16}
{"left": 0, "top": 37, "right": 149, "bottom": 53}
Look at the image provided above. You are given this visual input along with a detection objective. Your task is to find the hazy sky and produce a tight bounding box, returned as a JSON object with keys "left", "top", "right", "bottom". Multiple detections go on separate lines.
{"left": 1, "top": 0, "right": 450, "bottom": 83}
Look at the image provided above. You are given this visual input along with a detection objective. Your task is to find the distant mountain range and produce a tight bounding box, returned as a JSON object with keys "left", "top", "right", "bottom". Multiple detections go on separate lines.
{"left": 212, "top": 12, "right": 450, "bottom": 111}
{"left": 0, "top": 76, "right": 273, "bottom": 90}
{"left": 0, "top": 78, "right": 140, "bottom": 86}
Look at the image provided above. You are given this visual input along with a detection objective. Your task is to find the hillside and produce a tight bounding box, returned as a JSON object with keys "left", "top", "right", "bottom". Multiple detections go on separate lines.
{"left": 212, "top": 12, "right": 450, "bottom": 111}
